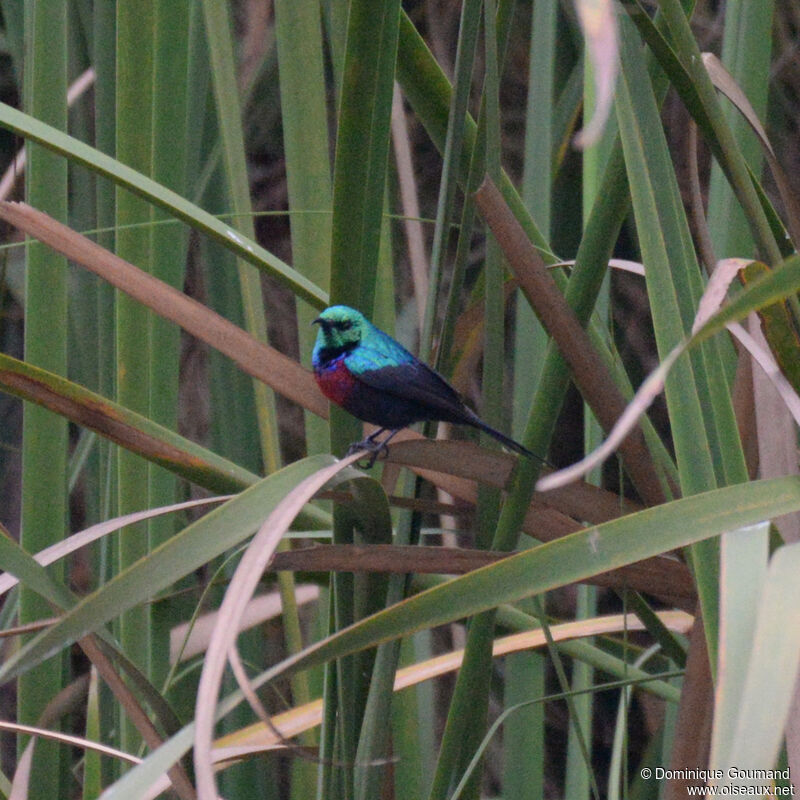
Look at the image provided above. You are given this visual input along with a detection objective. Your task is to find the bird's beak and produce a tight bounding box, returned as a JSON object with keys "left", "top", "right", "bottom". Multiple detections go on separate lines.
{"left": 312, "top": 317, "right": 322, "bottom": 326}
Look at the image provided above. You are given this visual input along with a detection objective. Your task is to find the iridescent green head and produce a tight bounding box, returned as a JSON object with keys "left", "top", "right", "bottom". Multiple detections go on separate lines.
{"left": 312, "top": 305, "right": 370, "bottom": 364}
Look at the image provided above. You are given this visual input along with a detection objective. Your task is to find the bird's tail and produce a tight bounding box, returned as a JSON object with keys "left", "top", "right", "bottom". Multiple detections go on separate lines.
{"left": 469, "top": 416, "right": 547, "bottom": 464}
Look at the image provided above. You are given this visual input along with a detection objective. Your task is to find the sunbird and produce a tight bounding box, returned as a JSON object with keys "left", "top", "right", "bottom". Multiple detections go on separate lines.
{"left": 312, "top": 305, "right": 536, "bottom": 463}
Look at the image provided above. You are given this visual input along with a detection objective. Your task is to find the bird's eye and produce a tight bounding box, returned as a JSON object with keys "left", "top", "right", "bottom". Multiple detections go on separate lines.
{"left": 339, "top": 320, "right": 352, "bottom": 331}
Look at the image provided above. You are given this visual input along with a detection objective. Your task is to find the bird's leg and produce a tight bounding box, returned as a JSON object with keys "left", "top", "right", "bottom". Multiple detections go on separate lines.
{"left": 346, "top": 428, "right": 399, "bottom": 467}
{"left": 346, "top": 427, "right": 385, "bottom": 456}
{"left": 362, "top": 428, "right": 401, "bottom": 467}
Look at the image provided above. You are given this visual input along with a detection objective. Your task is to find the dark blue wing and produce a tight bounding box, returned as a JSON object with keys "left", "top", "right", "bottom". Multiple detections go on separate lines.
{"left": 349, "top": 338, "right": 535, "bottom": 457}
{"left": 351, "top": 353, "right": 478, "bottom": 426}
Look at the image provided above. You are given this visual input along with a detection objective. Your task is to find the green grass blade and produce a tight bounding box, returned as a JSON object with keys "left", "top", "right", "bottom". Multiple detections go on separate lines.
{"left": 329, "top": 0, "right": 400, "bottom": 315}
{"left": 201, "top": 0, "right": 281, "bottom": 475}
{"left": 149, "top": 0, "right": 190, "bottom": 558}
{"left": 0, "top": 523, "right": 76, "bottom": 612}
{"left": 503, "top": 647, "right": 546, "bottom": 800}
{"left": 392, "top": 634, "right": 436, "bottom": 798}
{"left": 0, "top": 102, "right": 327, "bottom": 307}
{"left": 709, "top": 522, "right": 769, "bottom": 769}
{"left": 706, "top": 0, "right": 774, "bottom": 261}
{"left": 1, "top": 3, "right": 24, "bottom": 83}
{"left": 427, "top": 4, "right": 521, "bottom": 794}
{"left": 326, "top": 5, "right": 401, "bottom": 790}
{"left": 18, "top": 3, "right": 69, "bottom": 796}
{"left": 420, "top": 0, "right": 480, "bottom": 357}
{"left": 0, "top": 455, "right": 337, "bottom": 688}
{"left": 183, "top": 2, "right": 212, "bottom": 200}
{"left": 97, "top": 476, "right": 800, "bottom": 799}
{"left": 615, "top": 24, "right": 714, "bottom": 489}
{"left": 148, "top": 2, "right": 192, "bottom": 702}
{"left": 513, "top": 0, "right": 557, "bottom": 430}
{"left": 351, "top": 479, "right": 397, "bottom": 800}
{"left": 396, "top": 11, "right": 552, "bottom": 261}
{"left": 83, "top": 669, "right": 102, "bottom": 800}
{"left": 566, "top": 10, "right": 616, "bottom": 791}
{"left": 564, "top": 586, "right": 597, "bottom": 800}
{"left": 200, "top": 230, "right": 263, "bottom": 474}
{"left": 431, "top": 4, "right": 503, "bottom": 796}
{"left": 256, "top": 476, "right": 800, "bottom": 690}
{"left": 700, "top": 9, "right": 776, "bottom": 752}
{"left": 503, "top": 3, "right": 689, "bottom": 514}
{"left": 712, "top": 540, "right": 800, "bottom": 784}
{"left": 0, "top": 352, "right": 265, "bottom": 496}
{"left": 274, "top": 0, "right": 332, "bottom": 454}
{"left": 89, "top": 8, "right": 118, "bottom": 779}
{"left": 115, "top": 0, "right": 156, "bottom": 749}
{"left": 481, "top": 0, "right": 504, "bottom": 446}
{"left": 616, "top": 19, "right": 743, "bottom": 661}
{"left": 627, "top": 0, "right": 782, "bottom": 268}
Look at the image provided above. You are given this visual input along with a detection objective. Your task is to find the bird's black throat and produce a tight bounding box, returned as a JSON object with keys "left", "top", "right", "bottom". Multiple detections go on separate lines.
{"left": 316, "top": 340, "right": 358, "bottom": 368}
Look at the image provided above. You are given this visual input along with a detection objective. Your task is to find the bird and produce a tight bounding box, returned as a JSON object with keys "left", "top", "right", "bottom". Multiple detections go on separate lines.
{"left": 311, "top": 305, "right": 537, "bottom": 464}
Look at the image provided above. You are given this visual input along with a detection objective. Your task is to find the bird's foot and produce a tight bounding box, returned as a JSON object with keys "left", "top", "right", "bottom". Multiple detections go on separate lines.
{"left": 346, "top": 438, "right": 388, "bottom": 468}
{"left": 346, "top": 429, "right": 397, "bottom": 468}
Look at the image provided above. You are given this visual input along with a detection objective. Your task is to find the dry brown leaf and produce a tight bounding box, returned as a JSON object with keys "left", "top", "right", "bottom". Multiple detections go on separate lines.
{"left": 703, "top": 52, "right": 800, "bottom": 249}
{"left": 573, "top": 0, "right": 619, "bottom": 149}
{"left": 0, "top": 68, "right": 96, "bottom": 201}
{"left": 0, "top": 497, "right": 230, "bottom": 599}
{"left": 170, "top": 585, "right": 320, "bottom": 663}
{"left": 0, "top": 201, "right": 327, "bottom": 418}
{"left": 539, "top": 259, "right": 782, "bottom": 493}
{"left": 193, "top": 453, "right": 364, "bottom": 800}
{"left": 211, "top": 609, "right": 693, "bottom": 760}
{"left": 475, "top": 177, "right": 664, "bottom": 505}
{"left": 267, "top": 542, "right": 694, "bottom": 609}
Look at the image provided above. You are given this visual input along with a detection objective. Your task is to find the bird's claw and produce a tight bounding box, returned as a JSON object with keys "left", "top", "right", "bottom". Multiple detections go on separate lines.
{"left": 346, "top": 437, "right": 389, "bottom": 468}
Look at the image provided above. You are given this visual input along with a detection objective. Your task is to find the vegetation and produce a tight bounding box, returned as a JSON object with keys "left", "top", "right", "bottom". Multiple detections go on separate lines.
{"left": 0, "top": 1, "right": 799, "bottom": 798}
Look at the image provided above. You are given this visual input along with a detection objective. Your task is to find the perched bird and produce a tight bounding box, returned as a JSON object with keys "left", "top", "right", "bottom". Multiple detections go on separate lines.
{"left": 312, "top": 305, "right": 536, "bottom": 463}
